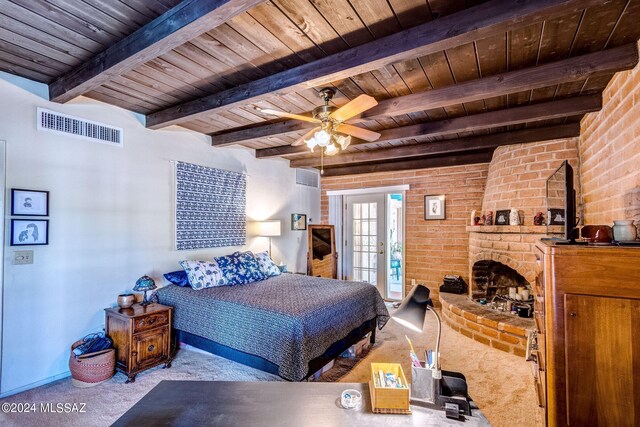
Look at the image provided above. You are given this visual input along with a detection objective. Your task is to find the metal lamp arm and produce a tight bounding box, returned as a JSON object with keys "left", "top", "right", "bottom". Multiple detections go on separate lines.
{"left": 427, "top": 306, "right": 442, "bottom": 378}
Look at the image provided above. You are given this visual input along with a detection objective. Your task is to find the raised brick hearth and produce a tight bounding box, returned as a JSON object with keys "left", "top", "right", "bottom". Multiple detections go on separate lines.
{"left": 440, "top": 293, "right": 533, "bottom": 356}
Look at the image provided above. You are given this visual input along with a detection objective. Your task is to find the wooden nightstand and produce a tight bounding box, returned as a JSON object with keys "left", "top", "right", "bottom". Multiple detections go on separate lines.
{"left": 105, "top": 303, "right": 173, "bottom": 383}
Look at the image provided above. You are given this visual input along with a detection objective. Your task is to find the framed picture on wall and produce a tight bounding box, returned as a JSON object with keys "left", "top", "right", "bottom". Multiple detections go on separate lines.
{"left": 291, "top": 213, "right": 307, "bottom": 230}
{"left": 12, "top": 189, "right": 49, "bottom": 216}
{"left": 11, "top": 219, "right": 49, "bottom": 246}
{"left": 424, "top": 195, "right": 445, "bottom": 220}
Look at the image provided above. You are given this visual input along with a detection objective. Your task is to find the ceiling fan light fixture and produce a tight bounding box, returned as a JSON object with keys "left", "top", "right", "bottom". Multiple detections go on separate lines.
{"left": 305, "top": 137, "right": 317, "bottom": 150}
{"left": 324, "top": 143, "right": 338, "bottom": 156}
{"left": 315, "top": 129, "right": 331, "bottom": 147}
{"left": 336, "top": 134, "right": 351, "bottom": 150}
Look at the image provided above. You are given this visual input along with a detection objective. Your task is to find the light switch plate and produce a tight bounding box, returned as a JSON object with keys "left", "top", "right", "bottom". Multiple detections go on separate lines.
{"left": 13, "top": 250, "right": 34, "bottom": 265}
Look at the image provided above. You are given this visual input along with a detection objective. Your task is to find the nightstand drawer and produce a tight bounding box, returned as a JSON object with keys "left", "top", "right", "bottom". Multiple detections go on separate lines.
{"left": 133, "top": 311, "right": 169, "bottom": 333}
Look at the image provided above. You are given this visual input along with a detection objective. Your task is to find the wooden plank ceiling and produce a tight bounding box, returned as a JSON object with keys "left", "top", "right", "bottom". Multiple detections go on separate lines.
{"left": 1, "top": 0, "right": 639, "bottom": 176}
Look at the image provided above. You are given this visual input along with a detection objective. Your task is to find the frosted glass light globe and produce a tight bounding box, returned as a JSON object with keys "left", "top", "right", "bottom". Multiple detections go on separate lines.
{"left": 305, "top": 136, "right": 318, "bottom": 149}
{"left": 336, "top": 135, "right": 351, "bottom": 150}
{"left": 315, "top": 130, "right": 330, "bottom": 147}
{"left": 325, "top": 143, "right": 338, "bottom": 156}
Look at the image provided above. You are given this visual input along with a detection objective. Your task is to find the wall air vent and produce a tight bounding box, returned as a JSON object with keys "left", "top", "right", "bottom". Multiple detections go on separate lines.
{"left": 37, "top": 108, "right": 123, "bottom": 147}
{"left": 295, "top": 168, "right": 320, "bottom": 188}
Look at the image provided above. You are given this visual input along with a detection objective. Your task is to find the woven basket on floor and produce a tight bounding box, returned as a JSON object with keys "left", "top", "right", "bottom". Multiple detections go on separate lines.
{"left": 69, "top": 340, "right": 115, "bottom": 388}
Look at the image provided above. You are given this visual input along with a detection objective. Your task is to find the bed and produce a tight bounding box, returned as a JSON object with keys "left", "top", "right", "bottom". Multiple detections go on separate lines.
{"left": 154, "top": 273, "right": 389, "bottom": 381}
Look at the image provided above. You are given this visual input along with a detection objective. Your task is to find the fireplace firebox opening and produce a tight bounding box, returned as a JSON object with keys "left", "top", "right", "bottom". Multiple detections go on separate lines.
{"left": 472, "top": 260, "right": 530, "bottom": 301}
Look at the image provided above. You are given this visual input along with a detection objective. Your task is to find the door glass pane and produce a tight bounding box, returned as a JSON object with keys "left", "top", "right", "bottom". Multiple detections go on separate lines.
{"left": 351, "top": 201, "right": 378, "bottom": 286}
{"left": 353, "top": 236, "right": 362, "bottom": 251}
{"left": 387, "top": 194, "right": 403, "bottom": 300}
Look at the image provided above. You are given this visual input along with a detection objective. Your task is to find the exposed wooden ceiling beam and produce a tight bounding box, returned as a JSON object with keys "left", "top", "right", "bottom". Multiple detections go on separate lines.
{"left": 358, "top": 44, "right": 636, "bottom": 122}
{"left": 320, "top": 151, "right": 496, "bottom": 177}
{"left": 212, "top": 120, "right": 316, "bottom": 146}
{"left": 146, "top": 0, "right": 605, "bottom": 129}
{"left": 49, "top": 0, "right": 265, "bottom": 103}
{"left": 223, "top": 43, "right": 634, "bottom": 148}
{"left": 290, "top": 123, "right": 580, "bottom": 168}
{"left": 256, "top": 94, "right": 600, "bottom": 159}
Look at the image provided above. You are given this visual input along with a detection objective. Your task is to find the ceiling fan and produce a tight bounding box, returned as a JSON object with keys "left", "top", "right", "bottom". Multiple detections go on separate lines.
{"left": 256, "top": 88, "right": 381, "bottom": 157}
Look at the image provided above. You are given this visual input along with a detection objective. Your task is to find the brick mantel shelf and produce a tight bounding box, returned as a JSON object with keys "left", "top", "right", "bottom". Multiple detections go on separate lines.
{"left": 466, "top": 225, "right": 563, "bottom": 234}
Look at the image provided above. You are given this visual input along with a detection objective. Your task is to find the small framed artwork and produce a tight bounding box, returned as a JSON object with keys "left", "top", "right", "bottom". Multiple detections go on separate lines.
{"left": 291, "top": 213, "right": 307, "bottom": 230}
{"left": 548, "top": 209, "right": 565, "bottom": 225}
{"left": 424, "top": 195, "right": 445, "bottom": 220}
{"left": 12, "top": 189, "right": 49, "bottom": 216}
{"left": 11, "top": 219, "right": 49, "bottom": 246}
{"left": 495, "top": 210, "right": 510, "bottom": 226}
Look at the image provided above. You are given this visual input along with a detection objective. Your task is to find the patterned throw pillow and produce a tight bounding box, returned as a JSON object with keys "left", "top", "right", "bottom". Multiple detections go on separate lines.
{"left": 179, "top": 260, "right": 227, "bottom": 290}
{"left": 163, "top": 270, "right": 190, "bottom": 287}
{"left": 215, "top": 251, "right": 266, "bottom": 285}
{"left": 254, "top": 251, "right": 281, "bottom": 277}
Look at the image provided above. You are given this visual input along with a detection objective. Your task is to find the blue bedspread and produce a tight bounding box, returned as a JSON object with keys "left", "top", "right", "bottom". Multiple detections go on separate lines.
{"left": 154, "top": 273, "right": 389, "bottom": 381}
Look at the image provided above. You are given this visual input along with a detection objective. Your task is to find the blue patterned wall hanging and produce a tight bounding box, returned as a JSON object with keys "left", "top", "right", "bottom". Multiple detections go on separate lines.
{"left": 175, "top": 161, "right": 246, "bottom": 250}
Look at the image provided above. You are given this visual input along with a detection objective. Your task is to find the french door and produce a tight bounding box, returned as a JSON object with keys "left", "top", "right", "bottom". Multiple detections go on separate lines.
{"left": 344, "top": 194, "right": 386, "bottom": 297}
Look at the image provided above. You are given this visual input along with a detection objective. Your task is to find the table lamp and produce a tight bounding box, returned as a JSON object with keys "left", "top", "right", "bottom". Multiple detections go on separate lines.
{"left": 392, "top": 284, "right": 471, "bottom": 417}
{"left": 256, "top": 220, "right": 281, "bottom": 257}
{"left": 392, "top": 284, "right": 441, "bottom": 376}
{"left": 134, "top": 275, "right": 156, "bottom": 306}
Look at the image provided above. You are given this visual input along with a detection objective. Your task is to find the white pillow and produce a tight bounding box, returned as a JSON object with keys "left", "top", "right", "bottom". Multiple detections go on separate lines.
{"left": 179, "top": 260, "right": 227, "bottom": 290}
{"left": 254, "top": 251, "right": 281, "bottom": 277}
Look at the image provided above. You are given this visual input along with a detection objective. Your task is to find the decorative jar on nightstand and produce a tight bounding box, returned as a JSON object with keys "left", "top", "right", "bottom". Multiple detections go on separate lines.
{"left": 105, "top": 303, "right": 173, "bottom": 383}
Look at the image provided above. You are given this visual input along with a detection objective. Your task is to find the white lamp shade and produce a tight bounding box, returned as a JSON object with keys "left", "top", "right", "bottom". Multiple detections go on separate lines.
{"left": 256, "top": 220, "right": 282, "bottom": 237}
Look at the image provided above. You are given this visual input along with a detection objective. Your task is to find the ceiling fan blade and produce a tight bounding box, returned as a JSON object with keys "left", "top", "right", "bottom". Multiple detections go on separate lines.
{"left": 256, "top": 107, "right": 320, "bottom": 124}
{"left": 336, "top": 123, "right": 381, "bottom": 142}
{"left": 330, "top": 95, "right": 378, "bottom": 122}
{"left": 291, "top": 127, "right": 320, "bottom": 146}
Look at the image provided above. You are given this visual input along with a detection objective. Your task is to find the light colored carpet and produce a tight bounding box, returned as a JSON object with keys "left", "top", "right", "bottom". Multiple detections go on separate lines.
{"left": 0, "top": 310, "right": 540, "bottom": 427}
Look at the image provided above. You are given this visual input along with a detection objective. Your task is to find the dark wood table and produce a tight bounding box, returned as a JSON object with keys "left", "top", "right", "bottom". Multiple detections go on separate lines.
{"left": 113, "top": 381, "right": 490, "bottom": 426}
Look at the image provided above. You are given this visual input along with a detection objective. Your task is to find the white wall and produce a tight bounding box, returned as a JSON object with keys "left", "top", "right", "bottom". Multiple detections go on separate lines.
{"left": 0, "top": 74, "right": 320, "bottom": 396}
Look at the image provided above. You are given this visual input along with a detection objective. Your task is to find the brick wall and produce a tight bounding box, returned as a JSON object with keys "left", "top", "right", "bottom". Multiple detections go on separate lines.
{"left": 482, "top": 138, "right": 582, "bottom": 224}
{"left": 580, "top": 40, "right": 640, "bottom": 225}
{"left": 320, "top": 164, "right": 489, "bottom": 298}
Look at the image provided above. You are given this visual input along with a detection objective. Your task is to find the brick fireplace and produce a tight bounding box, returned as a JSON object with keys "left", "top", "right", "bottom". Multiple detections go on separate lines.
{"left": 468, "top": 225, "right": 553, "bottom": 297}
{"left": 441, "top": 139, "right": 581, "bottom": 354}
{"left": 468, "top": 137, "right": 581, "bottom": 296}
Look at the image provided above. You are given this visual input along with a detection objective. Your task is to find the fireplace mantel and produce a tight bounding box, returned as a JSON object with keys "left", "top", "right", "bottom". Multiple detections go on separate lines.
{"left": 466, "top": 225, "right": 563, "bottom": 234}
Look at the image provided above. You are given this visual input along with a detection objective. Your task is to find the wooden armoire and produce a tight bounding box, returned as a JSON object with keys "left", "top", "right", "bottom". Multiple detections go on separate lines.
{"left": 533, "top": 241, "right": 640, "bottom": 426}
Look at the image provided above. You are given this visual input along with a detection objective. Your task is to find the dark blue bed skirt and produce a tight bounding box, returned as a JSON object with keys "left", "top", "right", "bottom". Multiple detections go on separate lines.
{"left": 176, "top": 317, "right": 377, "bottom": 380}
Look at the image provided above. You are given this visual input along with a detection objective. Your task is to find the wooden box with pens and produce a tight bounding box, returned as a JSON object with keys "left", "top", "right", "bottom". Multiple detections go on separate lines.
{"left": 369, "top": 362, "right": 410, "bottom": 414}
